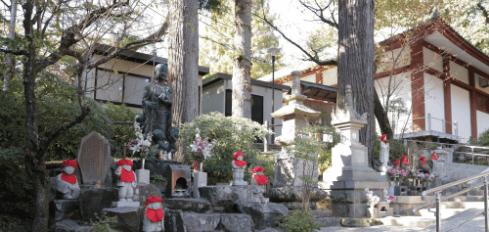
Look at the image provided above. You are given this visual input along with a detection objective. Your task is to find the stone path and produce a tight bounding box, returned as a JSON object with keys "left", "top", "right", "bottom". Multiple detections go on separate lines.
{"left": 318, "top": 226, "right": 425, "bottom": 231}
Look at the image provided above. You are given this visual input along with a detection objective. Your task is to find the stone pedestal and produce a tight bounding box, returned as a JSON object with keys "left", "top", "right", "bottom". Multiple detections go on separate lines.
{"left": 433, "top": 148, "right": 448, "bottom": 183}
{"left": 193, "top": 171, "right": 208, "bottom": 198}
{"left": 112, "top": 201, "right": 140, "bottom": 208}
{"left": 136, "top": 169, "right": 150, "bottom": 185}
{"left": 322, "top": 85, "right": 389, "bottom": 218}
{"left": 380, "top": 142, "right": 390, "bottom": 172}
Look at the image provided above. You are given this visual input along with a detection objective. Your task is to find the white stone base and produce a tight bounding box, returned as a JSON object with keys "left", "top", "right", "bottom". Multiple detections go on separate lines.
{"left": 232, "top": 180, "right": 249, "bottom": 186}
{"left": 193, "top": 172, "right": 208, "bottom": 198}
{"left": 136, "top": 169, "right": 150, "bottom": 185}
{"left": 111, "top": 201, "right": 140, "bottom": 208}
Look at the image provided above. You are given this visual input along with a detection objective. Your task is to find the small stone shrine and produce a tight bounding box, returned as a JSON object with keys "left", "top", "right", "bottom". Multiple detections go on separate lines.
{"left": 322, "top": 85, "right": 389, "bottom": 217}
{"left": 232, "top": 151, "right": 248, "bottom": 186}
{"left": 269, "top": 70, "right": 327, "bottom": 210}
{"left": 143, "top": 196, "right": 165, "bottom": 232}
{"left": 77, "top": 131, "right": 114, "bottom": 185}
{"left": 113, "top": 159, "right": 140, "bottom": 207}
{"left": 55, "top": 159, "right": 80, "bottom": 200}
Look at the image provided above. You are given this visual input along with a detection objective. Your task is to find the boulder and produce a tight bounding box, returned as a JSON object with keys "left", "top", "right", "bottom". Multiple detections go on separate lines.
{"left": 164, "top": 198, "right": 212, "bottom": 213}
{"left": 199, "top": 186, "right": 253, "bottom": 212}
{"left": 164, "top": 210, "right": 187, "bottom": 232}
{"left": 230, "top": 203, "right": 288, "bottom": 229}
{"left": 102, "top": 207, "right": 140, "bottom": 232}
{"left": 134, "top": 184, "right": 161, "bottom": 205}
{"left": 78, "top": 187, "right": 118, "bottom": 222}
{"left": 182, "top": 212, "right": 220, "bottom": 232}
{"left": 217, "top": 214, "right": 252, "bottom": 232}
{"left": 54, "top": 219, "right": 92, "bottom": 232}
{"left": 268, "top": 187, "right": 328, "bottom": 202}
{"left": 50, "top": 199, "right": 81, "bottom": 222}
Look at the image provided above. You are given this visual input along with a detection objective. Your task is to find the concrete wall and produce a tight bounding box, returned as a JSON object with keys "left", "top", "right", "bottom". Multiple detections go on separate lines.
{"left": 202, "top": 80, "right": 225, "bottom": 114}
{"left": 451, "top": 84, "right": 471, "bottom": 143}
{"left": 424, "top": 73, "right": 445, "bottom": 132}
{"left": 446, "top": 162, "right": 489, "bottom": 182}
{"left": 450, "top": 61, "right": 469, "bottom": 85}
{"left": 423, "top": 47, "right": 443, "bottom": 73}
{"left": 477, "top": 110, "right": 489, "bottom": 137}
{"left": 374, "top": 72, "right": 413, "bottom": 135}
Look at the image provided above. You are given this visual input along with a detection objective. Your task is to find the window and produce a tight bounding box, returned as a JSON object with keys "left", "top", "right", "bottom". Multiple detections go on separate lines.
{"left": 95, "top": 69, "right": 124, "bottom": 102}
{"left": 225, "top": 90, "right": 232, "bottom": 116}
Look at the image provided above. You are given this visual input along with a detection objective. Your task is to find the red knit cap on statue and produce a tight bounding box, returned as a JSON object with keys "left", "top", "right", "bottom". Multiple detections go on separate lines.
{"left": 233, "top": 151, "right": 244, "bottom": 160}
{"left": 145, "top": 196, "right": 164, "bottom": 206}
{"left": 252, "top": 166, "right": 265, "bottom": 173}
{"left": 62, "top": 160, "right": 78, "bottom": 169}
{"left": 117, "top": 159, "right": 133, "bottom": 167}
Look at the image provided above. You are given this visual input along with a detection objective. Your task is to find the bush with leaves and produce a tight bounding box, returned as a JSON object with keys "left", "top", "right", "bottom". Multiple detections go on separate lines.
{"left": 85, "top": 212, "right": 118, "bottom": 232}
{"left": 180, "top": 112, "right": 272, "bottom": 185}
{"left": 276, "top": 210, "right": 323, "bottom": 232}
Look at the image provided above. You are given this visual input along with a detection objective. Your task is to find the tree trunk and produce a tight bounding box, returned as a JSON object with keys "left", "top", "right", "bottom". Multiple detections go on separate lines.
{"left": 337, "top": 0, "right": 376, "bottom": 166}
{"left": 168, "top": 0, "right": 199, "bottom": 162}
{"left": 374, "top": 88, "right": 393, "bottom": 139}
{"left": 232, "top": 0, "right": 252, "bottom": 118}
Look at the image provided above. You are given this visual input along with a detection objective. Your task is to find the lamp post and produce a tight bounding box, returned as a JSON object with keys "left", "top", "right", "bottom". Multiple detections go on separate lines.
{"left": 267, "top": 47, "right": 280, "bottom": 144}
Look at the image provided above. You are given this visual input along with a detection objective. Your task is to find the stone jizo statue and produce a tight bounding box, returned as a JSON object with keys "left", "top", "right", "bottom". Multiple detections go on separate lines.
{"left": 115, "top": 159, "right": 137, "bottom": 202}
{"left": 138, "top": 64, "right": 178, "bottom": 155}
{"left": 252, "top": 166, "right": 268, "bottom": 186}
{"left": 232, "top": 151, "right": 248, "bottom": 186}
{"left": 56, "top": 160, "right": 80, "bottom": 199}
{"left": 143, "top": 196, "right": 165, "bottom": 232}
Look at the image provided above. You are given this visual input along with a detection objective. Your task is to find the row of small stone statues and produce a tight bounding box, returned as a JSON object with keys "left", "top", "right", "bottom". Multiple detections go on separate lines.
{"left": 55, "top": 159, "right": 164, "bottom": 232}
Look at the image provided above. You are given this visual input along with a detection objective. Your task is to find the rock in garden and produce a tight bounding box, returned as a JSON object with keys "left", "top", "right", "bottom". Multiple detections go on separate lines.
{"left": 199, "top": 186, "right": 253, "bottom": 212}
{"left": 102, "top": 206, "right": 141, "bottom": 232}
{"left": 54, "top": 219, "right": 92, "bottom": 232}
{"left": 230, "top": 202, "right": 289, "bottom": 229}
{"left": 164, "top": 198, "right": 212, "bottom": 213}
{"left": 49, "top": 199, "right": 81, "bottom": 222}
{"left": 78, "top": 187, "right": 118, "bottom": 222}
{"left": 217, "top": 213, "right": 253, "bottom": 232}
{"left": 164, "top": 209, "right": 187, "bottom": 232}
{"left": 182, "top": 212, "right": 220, "bottom": 232}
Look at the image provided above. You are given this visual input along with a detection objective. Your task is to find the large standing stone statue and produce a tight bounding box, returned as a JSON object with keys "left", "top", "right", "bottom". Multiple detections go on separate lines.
{"left": 137, "top": 64, "right": 178, "bottom": 155}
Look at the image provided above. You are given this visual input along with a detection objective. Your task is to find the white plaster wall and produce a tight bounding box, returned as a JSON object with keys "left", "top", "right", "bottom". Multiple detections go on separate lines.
{"left": 94, "top": 54, "right": 153, "bottom": 77}
{"left": 322, "top": 68, "right": 338, "bottom": 86}
{"left": 83, "top": 68, "right": 95, "bottom": 98}
{"left": 424, "top": 73, "right": 445, "bottom": 132}
{"left": 202, "top": 80, "right": 225, "bottom": 114}
{"left": 95, "top": 69, "right": 124, "bottom": 103}
{"left": 376, "top": 46, "right": 411, "bottom": 73}
{"left": 477, "top": 110, "right": 489, "bottom": 137}
{"left": 374, "top": 71, "right": 413, "bottom": 135}
{"left": 302, "top": 74, "right": 316, "bottom": 83}
{"left": 450, "top": 61, "right": 469, "bottom": 85}
{"left": 475, "top": 74, "right": 489, "bottom": 95}
{"left": 451, "top": 84, "right": 471, "bottom": 143}
{"left": 423, "top": 47, "right": 443, "bottom": 73}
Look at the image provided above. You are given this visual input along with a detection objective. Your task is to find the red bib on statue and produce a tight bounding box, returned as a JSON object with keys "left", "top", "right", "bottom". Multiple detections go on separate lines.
{"left": 121, "top": 169, "right": 135, "bottom": 182}
{"left": 61, "top": 173, "right": 77, "bottom": 184}
{"left": 146, "top": 208, "right": 164, "bottom": 222}
{"left": 254, "top": 175, "right": 268, "bottom": 185}
{"left": 234, "top": 160, "right": 247, "bottom": 167}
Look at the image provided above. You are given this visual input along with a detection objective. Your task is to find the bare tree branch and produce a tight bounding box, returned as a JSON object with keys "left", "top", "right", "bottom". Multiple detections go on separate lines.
{"left": 0, "top": 48, "right": 29, "bottom": 56}
{"left": 298, "top": 0, "right": 338, "bottom": 28}
{"left": 478, "top": 2, "right": 489, "bottom": 24}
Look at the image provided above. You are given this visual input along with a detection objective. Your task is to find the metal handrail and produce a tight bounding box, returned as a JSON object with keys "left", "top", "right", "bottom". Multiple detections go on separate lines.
{"left": 412, "top": 171, "right": 489, "bottom": 232}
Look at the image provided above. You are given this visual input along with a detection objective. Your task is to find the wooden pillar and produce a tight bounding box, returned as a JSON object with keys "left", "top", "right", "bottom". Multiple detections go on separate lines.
{"left": 469, "top": 68, "right": 478, "bottom": 140}
{"left": 443, "top": 58, "right": 452, "bottom": 134}
{"left": 411, "top": 41, "right": 426, "bottom": 131}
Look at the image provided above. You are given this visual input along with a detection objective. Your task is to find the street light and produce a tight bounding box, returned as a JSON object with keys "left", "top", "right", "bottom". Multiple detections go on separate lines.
{"left": 267, "top": 47, "right": 280, "bottom": 144}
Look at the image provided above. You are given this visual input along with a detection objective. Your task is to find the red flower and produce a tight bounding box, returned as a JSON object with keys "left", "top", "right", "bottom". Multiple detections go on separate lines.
{"left": 252, "top": 166, "right": 265, "bottom": 173}
{"left": 420, "top": 156, "right": 427, "bottom": 165}
{"left": 381, "top": 134, "right": 387, "bottom": 143}
{"left": 393, "top": 160, "right": 400, "bottom": 166}
{"left": 193, "top": 162, "right": 199, "bottom": 171}
{"left": 117, "top": 159, "right": 133, "bottom": 167}
{"left": 401, "top": 155, "right": 407, "bottom": 161}
{"left": 62, "top": 159, "right": 78, "bottom": 169}
{"left": 403, "top": 159, "right": 409, "bottom": 166}
{"left": 398, "top": 166, "right": 402, "bottom": 170}
{"left": 233, "top": 151, "right": 244, "bottom": 160}
{"left": 432, "top": 151, "right": 438, "bottom": 160}
{"left": 420, "top": 180, "right": 423, "bottom": 183}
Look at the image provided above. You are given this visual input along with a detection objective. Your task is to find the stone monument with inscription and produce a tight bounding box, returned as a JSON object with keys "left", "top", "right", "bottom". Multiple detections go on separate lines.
{"left": 77, "top": 131, "right": 114, "bottom": 185}
{"left": 322, "top": 85, "right": 389, "bottom": 217}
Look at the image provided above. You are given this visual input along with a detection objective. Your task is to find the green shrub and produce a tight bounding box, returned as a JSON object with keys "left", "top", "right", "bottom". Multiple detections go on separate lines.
{"left": 475, "top": 128, "right": 489, "bottom": 147}
{"left": 256, "top": 154, "right": 274, "bottom": 181}
{"left": 276, "top": 210, "right": 322, "bottom": 232}
{"left": 85, "top": 212, "right": 118, "bottom": 232}
{"left": 180, "top": 112, "right": 272, "bottom": 185}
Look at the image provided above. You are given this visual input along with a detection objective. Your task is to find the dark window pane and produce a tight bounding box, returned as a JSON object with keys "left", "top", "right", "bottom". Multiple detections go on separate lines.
{"left": 225, "top": 90, "right": 232, "bottom": 116}
{"left": 251, "top": 94, "right": 264, "bottom": 124}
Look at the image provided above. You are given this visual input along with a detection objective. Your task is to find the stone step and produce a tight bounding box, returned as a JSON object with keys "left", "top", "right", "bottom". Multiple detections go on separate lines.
{"left": 449, "top": 196, "right": 486, "bottom": 202}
